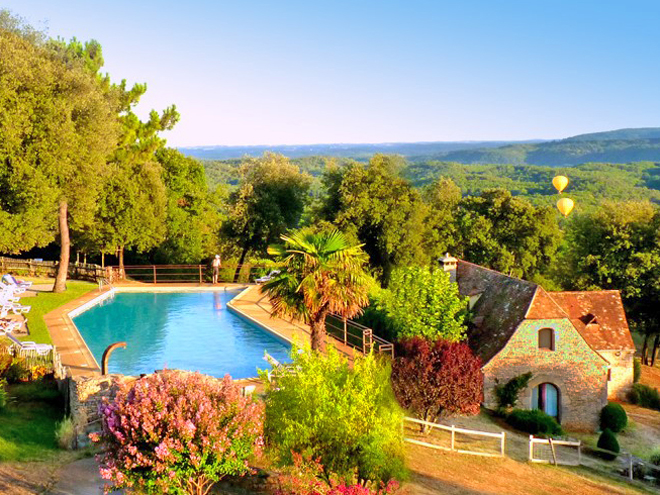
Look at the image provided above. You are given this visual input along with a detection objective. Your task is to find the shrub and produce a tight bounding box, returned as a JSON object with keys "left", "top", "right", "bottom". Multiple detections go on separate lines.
{"left": 93, "top": 371, "right": 264, "bottom": 495}
{"left": 494, "top": 372, "right": 533, "bottom": 413}
{"left": 628, "top": 383, "right": 660, "bottom": 410}
{"left": 391, "top": 337, "right": 482, "bottom": 423}
{"left": 374, "top": 267, "right": 468, "bottom": 342}
{"left": 4, "top": 358, "right": 30, "bottom": 383}
{"left": 597, "top": 428, "right": 620, "bottom": 461}
{"left": 649, "top": 448, "right": 660, "bottom": 466}
{"left": 506, "top": 409, "right": 563, "bottom": 437}
{"left": 600, "top": 403, "right": 627, "bottom": 433}
{"left": 633, "top": 358, "right": 641, "bottom": 384}
{"left": 262, "top": 345, "right": 406, "bottom": 487}
{"left": 55, "top": 416, "right": 77, "bottom": 450}
{"left": 0, "top": 379, "right": 8, "bottom": 411}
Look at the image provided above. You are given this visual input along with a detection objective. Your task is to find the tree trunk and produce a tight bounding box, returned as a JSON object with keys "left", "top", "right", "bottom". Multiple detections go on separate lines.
{"left": 642, "top": 333, "right": 651, "bottom": 365}
{"left": 53, "top": 201, "right": 70, "bottom": 293}
{"left": 652, "top": 334, "right": 660, "bottom": 367}
{"left": 118, "top": 246, "right": 124, "bottom": 278}
{"left": 310, "top": 311, "right": 328, "bottom": 352}
{"left": 233, "top": 244, "right": 249, "bottom": 283}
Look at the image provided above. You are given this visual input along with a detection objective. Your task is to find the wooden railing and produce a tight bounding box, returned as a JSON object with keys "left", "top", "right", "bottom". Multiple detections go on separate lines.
{"left": 107, "top": 264, "right": 270, "bottom": 284}
{"left": 529, "top": 435, "right": 581, "bottom": 466}
{"left": 0, "top": 343, "right": 67, "bottom": 379}
{"left": 0, "top": 256, "right": 103, "bottom": 282}
{"left": 325, "top": 313, "right": 394, "bottom": 357}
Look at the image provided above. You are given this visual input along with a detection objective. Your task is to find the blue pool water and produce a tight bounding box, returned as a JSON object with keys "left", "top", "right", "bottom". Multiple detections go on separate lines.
{"left": 73, "top": 291, "right": 291, "bottom": 379}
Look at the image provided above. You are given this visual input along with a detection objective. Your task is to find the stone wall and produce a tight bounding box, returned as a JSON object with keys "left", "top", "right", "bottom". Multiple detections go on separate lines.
{"left": 600, "top": 349, "right": 635, "bottom": 400}
{"left": 483, "top": 318, "right": 609, "bottom": 431}
{"left": 68, "top": 374, "right": 137, "bottom": 446}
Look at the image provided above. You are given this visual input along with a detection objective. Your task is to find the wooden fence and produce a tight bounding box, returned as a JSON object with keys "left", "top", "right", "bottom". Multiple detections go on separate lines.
{"left": 404, "top": 416, "right": 506, "bottom": 458}
{"left": 0, "top": 256, "right": 103, "bottom": 282}
{"left": 108, "top": 264, "right": 269, "bottom": 284}
{"left": 528, "top": 435, "right": 581, "bottom": 466}
{"left": 0, "top": 343, "right": 66, "bottom": 379}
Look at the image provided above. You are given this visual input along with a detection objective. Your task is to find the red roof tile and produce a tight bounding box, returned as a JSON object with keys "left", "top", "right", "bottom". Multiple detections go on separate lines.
{"left": 548, "top": 291, "right": 634, "bottom": 351}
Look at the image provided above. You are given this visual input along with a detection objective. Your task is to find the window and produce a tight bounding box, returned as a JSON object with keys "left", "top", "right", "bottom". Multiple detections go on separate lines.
{"left": 538, "top": 328, "right": 555, "bottom": 350}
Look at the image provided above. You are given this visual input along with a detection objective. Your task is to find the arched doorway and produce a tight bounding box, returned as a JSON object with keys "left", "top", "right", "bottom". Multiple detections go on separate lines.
{"left": 532, "top": 383, "right": 560, "bottom": 421}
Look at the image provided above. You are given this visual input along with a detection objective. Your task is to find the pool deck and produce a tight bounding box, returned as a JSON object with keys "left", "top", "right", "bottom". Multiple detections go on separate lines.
{"left": 42, "top": 282, "right": 354, "bottom": 378}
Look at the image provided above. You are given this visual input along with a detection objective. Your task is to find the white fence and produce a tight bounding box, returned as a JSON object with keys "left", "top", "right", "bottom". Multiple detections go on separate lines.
{"left": 404, "top": 416, "right": 506, "bottom": 458}
{"left": 528, "top": 435, "right": 581, "bottom": 466}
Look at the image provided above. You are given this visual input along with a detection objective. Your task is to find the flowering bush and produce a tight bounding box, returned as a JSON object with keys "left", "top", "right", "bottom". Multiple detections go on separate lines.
{"left": 275, "top": 453, "right": 400, "bottom": 495}
{"left": 92, "top": 371, "right": 264, "bottom": 495}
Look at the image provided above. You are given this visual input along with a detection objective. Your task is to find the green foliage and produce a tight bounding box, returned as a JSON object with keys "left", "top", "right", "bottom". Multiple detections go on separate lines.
{"left": 634, "top": 358, "right": 642, "bottom": 383}
{"left": 55, "top": 416, "right": 76, "bottom": 450}
{"left": 506, "top": 409, "right": 562, "bottom": 437}
{"left": 599, "top": 403, "right": 627, "bottom": 433}
{"left": 628, "top": 384, "right": 660, "bottom": 411}
{"left": 649, "top": 449, "right": 660, "bottom": 466}
{"left": 263, "top": 229, "right": 373, "bottom": 351}
{"left": 494, "top": 372, "right": 533, "bottom": 413}
{"left": 0, "top": 379, "right": 7, "bottom": 411}
{"left": 597, "top": 428, "right": 620, "bottom": 460}
{"left": 318, "top": 155, "right": 429, "bottom": 284}
{"left": 261, "top": 345, "right": 407, "bottom": 486}
{"left": 222, "top": 153, "right": 311, "bottom": 272}
{"left": 373, "top": 267, "right": 467, "bottom": 342}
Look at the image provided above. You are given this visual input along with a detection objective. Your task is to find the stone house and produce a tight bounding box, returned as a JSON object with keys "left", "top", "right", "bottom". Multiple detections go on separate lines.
{"left": 440, "top": 255, "right": 635, "bottom": 431}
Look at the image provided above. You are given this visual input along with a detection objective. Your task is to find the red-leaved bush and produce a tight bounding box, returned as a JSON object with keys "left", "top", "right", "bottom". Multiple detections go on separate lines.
{"left": 391, "top": 337, "right": 483, "bottom": 423}
{"left": 91, "top": 371, "right": 264, "bottom": 495}
{"left": 276, "top": 453, "right": 400, "bottom": 495}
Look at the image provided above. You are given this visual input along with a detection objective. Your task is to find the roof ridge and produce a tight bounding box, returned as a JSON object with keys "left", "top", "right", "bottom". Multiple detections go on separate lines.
{"left": 549, "top": 290, "right": 621, "bottom": 294}
{"left": 457, "top": 259, "right": 537, "bottom": 287}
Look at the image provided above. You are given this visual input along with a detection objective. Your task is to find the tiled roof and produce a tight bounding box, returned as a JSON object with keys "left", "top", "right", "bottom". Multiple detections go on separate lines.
{"left": 456, "top": 261, "right": 537, "bottom": 363}
{"left": 547, "top": 291, "right": 635, "bottom": 351}
{"left": 455, "top": 260, "right": 634, "bottom": 363}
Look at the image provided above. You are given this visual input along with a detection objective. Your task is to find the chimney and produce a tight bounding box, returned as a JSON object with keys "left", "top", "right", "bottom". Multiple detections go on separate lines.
{"left": 439, "top": 252, "right": 458, "bottom": 283}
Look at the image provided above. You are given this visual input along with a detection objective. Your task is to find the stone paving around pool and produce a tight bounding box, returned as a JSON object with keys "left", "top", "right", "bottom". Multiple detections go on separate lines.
{"left": 44, "top": 282, "right": 355, "bottom": 379}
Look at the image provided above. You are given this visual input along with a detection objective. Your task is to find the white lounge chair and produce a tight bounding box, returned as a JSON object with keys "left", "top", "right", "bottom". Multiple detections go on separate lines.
{"left": 255, "top": 270, "right": 281, "bottom": 283}
{"left": 0, "top": 302, "right": 31, "bottom": 317}
{"left": 0, "top": 280, "right": 26, "bottom": 295}
{"left": 1, "top": 274, "right": 32, "bottom": 289}
{"left": 6, "top": 333, "right": 52, "bottom": 355}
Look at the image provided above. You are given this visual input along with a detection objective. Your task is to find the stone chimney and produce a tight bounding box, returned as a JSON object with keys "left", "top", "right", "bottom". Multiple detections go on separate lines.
{"left": 439, "top": 252, "right": 458, "bottom": 283}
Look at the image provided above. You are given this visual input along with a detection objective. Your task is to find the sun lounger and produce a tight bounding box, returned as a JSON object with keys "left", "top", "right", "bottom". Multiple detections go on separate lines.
{"left": 1, "top": 302, "right": 31, "bottom": 317}
{"left": 1, "top": 274, "right": 32, "bottom": 289}
{"left": 0, "top": 280, "right": 26, "bottom": 295}
{"left": 6, "top": 333, "right": 52, "bottom": 355}
{"left": 255, "top": 270, "right": 281, "bottom": 283}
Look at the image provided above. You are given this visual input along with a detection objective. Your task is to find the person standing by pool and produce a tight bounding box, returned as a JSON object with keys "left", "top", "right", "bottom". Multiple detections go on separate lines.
{"left": 212, "top": 254, "right": 222, "bottom": 284}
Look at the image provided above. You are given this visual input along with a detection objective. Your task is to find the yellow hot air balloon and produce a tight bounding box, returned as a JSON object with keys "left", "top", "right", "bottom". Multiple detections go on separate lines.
{"left": 557, "top": 197, "right": 574, "bottom": 217}
{"left": 552, "top": 175, "right": 569, "bottom": 193}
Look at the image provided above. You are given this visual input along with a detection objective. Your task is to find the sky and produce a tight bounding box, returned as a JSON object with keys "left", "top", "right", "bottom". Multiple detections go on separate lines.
{"left": 3, "top": 1, "right": 660, "bottom": 147}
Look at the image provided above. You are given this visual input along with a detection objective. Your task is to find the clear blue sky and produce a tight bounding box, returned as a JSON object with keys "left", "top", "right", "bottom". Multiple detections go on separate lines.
{"left": 3, "top": 1, "right": 660, "bottom": 147}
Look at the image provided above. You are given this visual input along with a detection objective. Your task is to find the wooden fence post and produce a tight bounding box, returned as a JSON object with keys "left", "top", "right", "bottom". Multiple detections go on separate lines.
{"left": 629, "top": 453, "right": 634, "bottom": 481}
{"left": 501, "top": 432, "right": 506, "bottom": 457}
{"left": 548, "top": 437, "right": 558, "bottom": 466}
{"left": 199, "top": 265, "right": 203, "bottom": 284}
{"left": 529, "top": 435, "right": 533, "bottom": 461}
{"left": 153, "top": 265, "right": 157, "bottom": 284}
{"left": 450, "top": 425, "right": 455, "bottom": 451}
{"left": 343, "top": 317, "right": 348, "bottom": 344}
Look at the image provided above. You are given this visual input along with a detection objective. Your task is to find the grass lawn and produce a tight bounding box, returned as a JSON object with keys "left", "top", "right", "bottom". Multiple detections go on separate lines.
{"left": 21, "top": 280, "right": 97, "bottom": 345}
{"left": 0, "top": 380, "right": 64, "bottom": 462}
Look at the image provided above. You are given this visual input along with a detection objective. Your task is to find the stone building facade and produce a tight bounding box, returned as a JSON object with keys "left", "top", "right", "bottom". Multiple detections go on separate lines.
{"left": 440, "top": 256, "right": 636, "bottom": 431}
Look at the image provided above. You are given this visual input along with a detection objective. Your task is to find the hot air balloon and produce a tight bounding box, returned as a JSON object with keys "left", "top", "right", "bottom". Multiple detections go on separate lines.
{"left": 557, "top": 197, "right": 574, "bottom": 217}
{"left": 552, "top": 175, "right": 569, "bottom": 194}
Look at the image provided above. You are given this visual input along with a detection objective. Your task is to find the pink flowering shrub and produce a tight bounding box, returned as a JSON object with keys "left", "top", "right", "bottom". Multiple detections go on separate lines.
{"left": 91, "top": 371, "right": 264, "bottom": 495}
{"left": 276, "top": 453, "right": 400, "bottom": 495}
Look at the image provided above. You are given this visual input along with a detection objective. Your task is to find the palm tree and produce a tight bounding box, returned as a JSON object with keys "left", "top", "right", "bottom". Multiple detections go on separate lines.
{"left": 262, "top": 229, "right": 373, "bottom": 352}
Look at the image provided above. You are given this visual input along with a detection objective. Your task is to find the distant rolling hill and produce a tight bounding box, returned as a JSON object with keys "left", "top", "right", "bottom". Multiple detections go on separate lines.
{"left": 180, "top": 127, "right": 660, "bottom": 166}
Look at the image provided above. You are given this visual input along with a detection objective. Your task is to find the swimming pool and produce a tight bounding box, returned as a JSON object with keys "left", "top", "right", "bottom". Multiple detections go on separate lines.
{"left": 72, "top": 290, "right": 291, "bottom": 379}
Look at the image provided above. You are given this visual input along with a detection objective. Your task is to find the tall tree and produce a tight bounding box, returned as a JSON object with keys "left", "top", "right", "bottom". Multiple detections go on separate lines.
{"left": 153, "top": 148, "right": 223, "bottom": 263}
{"left": 262, "top": 229, "right": 373, "bottom": 351}
{"left": 318, "top": 154, "right": 429, "bottom": 285}
{"left": 423, "top": 177, "right": 462, "bottom": 260}
{"left": 0, "top": 15, "right": 120, "bottom": 292}
{"left": 560, "top": 201, "right": 660, "bottom": 363}
{"left": 222, "top": 153, "right": 311, "bottom": 281}
{"left": 455, "top": 188, "right": 562, "bottom": 281}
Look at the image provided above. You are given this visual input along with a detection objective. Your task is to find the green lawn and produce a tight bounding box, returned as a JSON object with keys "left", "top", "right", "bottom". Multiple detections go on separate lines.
{"left": 0, "top": 381, "right": 64, "bottom": 462}
{"left": 22, "top": 281, "right": 97, "bottom": 344}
